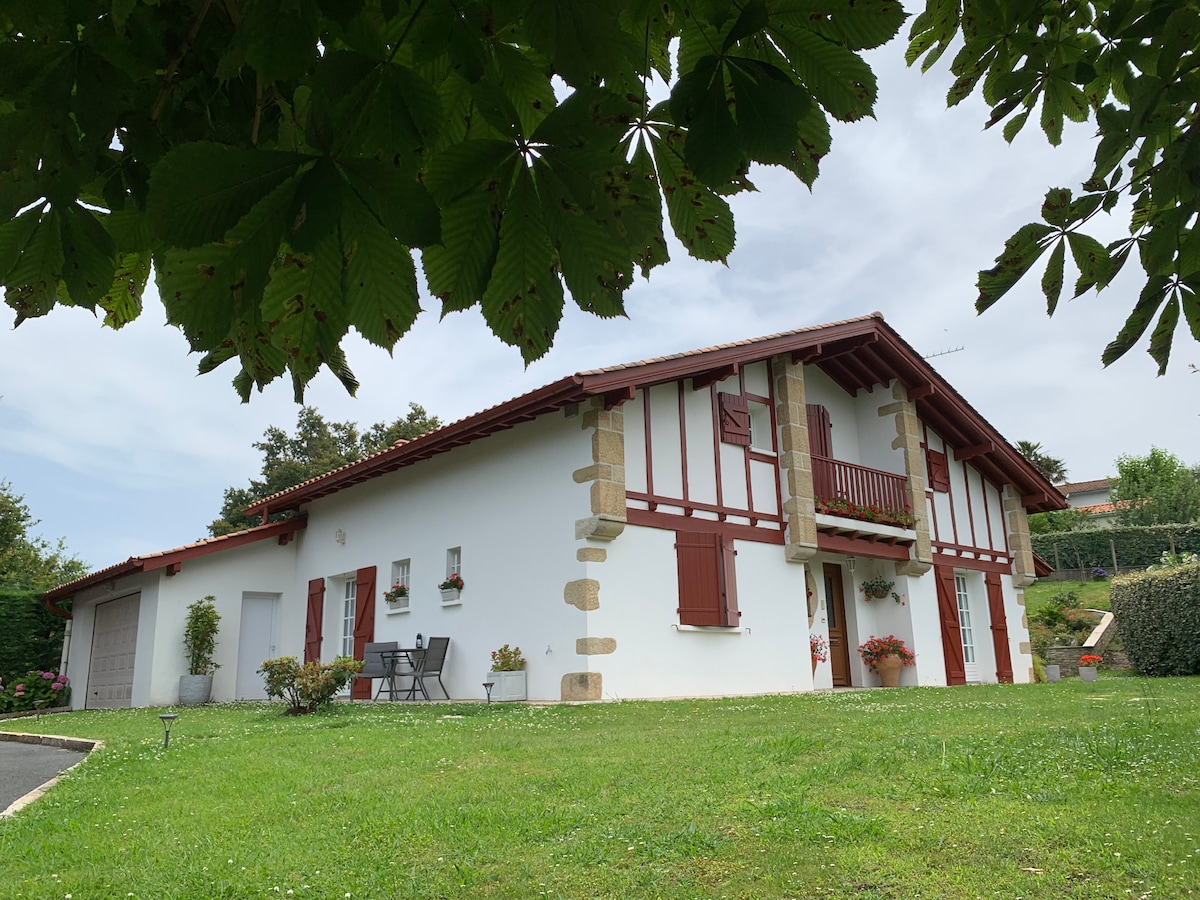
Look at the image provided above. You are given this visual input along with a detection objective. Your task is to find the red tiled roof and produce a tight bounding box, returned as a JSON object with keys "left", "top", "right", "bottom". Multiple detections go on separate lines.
{"left": 244, "top": 313, "right": 1067, "bottom": 518}
{"left": 40, "top": 518, "right": 307, "bottom": 608}
{"left": 1076, "top": 502, "right": 1117, "bottom": 515}
{"left": 1060, "top": 478, "right": 1113, "bottom": 495}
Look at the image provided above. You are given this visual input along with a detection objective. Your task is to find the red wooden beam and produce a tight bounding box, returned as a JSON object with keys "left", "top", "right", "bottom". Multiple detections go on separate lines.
{"left": 957, "top": 441, "right": 995, "bottom": 460}
{"left": 691, "top": 363, "right": 738, "bottom": 389}
{"left": 816, "top": 532, "right": 911, "bottom": 560}
{"left": 604, "top": 386, "right": 636, "bottom": 409}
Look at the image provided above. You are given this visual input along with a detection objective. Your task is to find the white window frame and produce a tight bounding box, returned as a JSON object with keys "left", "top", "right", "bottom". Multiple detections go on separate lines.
{"left": 955, "top": 573, "right": 977, "bottom": 669}
{"left": 446, "top": 546, "right": 462, "bottom": 581}
{"left": 340, "top": 578, "right": 356, "bottom": 658}
{"left": 747, "top": 400, "right": 773, "bottom": 454}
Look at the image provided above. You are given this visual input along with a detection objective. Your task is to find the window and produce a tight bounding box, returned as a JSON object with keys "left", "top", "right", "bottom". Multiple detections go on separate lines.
{"left": 340, "top": 578, "right": 356, "bottom": 657}
{"left": 748, "top": 400, "right": 773, "bottom": 454}
{"left": 446, "top": 547, "right": 461, "bottom": 581}
{"left": 955, "top": 574, "right": 975, "bottom": 665}
{"left": 675, "top": 531, "right": 740, "bottom": 626}
{"left": 389, "top": 559, "right": 411, "bottom": 611}
{"left": 927, "top": 449, "right": 951, "bottom": 492}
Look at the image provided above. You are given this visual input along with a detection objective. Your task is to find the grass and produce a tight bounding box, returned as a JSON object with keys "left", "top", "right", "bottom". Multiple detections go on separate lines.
{"left": 1025, "top": 578, "right": 1113, "bottom": 616}
{"left": 2, "top": 680, "right": 1199, "bottom": 899}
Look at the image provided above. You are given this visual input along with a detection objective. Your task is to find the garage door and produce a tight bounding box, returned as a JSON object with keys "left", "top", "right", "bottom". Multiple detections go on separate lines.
{"left": 87, "top": 594, "right": 140, "bottom": 709}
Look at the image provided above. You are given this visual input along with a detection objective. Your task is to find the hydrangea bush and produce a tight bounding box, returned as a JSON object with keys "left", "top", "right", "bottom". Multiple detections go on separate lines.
{"left": 0, "top": 669, "right": 70, "bottom": 713}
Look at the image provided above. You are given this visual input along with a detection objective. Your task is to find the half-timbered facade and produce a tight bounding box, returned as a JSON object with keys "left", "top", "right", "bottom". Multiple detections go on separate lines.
{"left": 44, "top": 314, "right": 1065, "bottom": 707}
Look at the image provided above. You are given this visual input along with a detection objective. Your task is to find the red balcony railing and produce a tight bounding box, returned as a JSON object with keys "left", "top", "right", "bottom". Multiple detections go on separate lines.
{"left": 813, "top": 456, "right": 911, "bottom": 526}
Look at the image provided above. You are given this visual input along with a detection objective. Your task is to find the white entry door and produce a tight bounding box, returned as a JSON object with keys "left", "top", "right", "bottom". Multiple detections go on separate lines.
{"left": 236, "top": 593, "right": 279, "bottom": 700}
{"left": 87, "top": 594, "right": 140, "bottom": 709}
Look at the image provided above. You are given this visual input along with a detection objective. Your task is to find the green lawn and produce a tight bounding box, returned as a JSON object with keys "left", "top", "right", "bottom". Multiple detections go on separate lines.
{"left": 1025, "top": 578, "right": 1113, "bottom": 616}
{"left": 2, "top": 680, "right": 1199, "bottom": 899}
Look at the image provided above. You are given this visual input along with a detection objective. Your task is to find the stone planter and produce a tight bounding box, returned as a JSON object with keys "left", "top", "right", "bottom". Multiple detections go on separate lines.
{"left": 1078, "top": 666, "right": 1098, "bottom": 683}
{"left": 1045, "top": 664, "right": 1061, "bottom": 683}
{"left": 179, "top": 674, "right": 213, "bottom": 706}
{"left": 875, "top": 654, "right": 904, "bottom": 687}
{"left": 440, "top": 588, "right": 461, "bottom": 603}
{"left": 485, "top": 670, "right": 526, "bottom": 701}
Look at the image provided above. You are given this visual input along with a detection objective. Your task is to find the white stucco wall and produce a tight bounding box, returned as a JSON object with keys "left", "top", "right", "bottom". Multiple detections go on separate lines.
{"left": 298, "top": 412, "right": 590, "bottom": 702}
{"left": 590, "top": 525, "right": 811, "bottom": 699}
{"left": 803, "top": 366, "right": 860, "bottom": 463}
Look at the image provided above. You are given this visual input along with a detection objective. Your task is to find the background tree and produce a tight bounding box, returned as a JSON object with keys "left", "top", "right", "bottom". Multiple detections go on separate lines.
{"left": 1027, "top": 507, "right": 1089, "bottom": 536}
{"left": 1016, "top": 440, "right": 1068, "bottom": 484}
{"left": 0, "top": 480, "right": 88, "bottom": 684}
{"left": 210, "top": 402, "right": 441, "bottom": 535}
{"left": 1111, "top": 448, "right": 1200, "bottom": 526}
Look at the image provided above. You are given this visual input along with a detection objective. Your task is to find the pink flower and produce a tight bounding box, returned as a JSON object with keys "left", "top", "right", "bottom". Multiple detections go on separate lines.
{"left": 51, "top": 682, "right": 63, "bottom": 691}
{"left": 56, "top": 675, "right": 68, "bottom": 684}
{"left": 42, "top": 672, "right": 55, "bottom": 680}
{"left": 14, "top": 684, "right": 24, "bottom": 692}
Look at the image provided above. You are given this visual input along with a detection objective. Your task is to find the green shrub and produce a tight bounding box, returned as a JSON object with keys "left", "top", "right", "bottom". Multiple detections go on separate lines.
{"left": 1032, "top": 524, "right": 1200, "bottom": 570}
{"left": 258, "top": 656, "right": 363, "bottom": 714}
{"left": 1110, "top": 563, "right": 1200, "bottom": 676}
{"left": 0, "top": 589, "right": 67, "bottom": 685}
{"left": 0, "top": 668, "right": 70, "bottom": 713}
{"left": 1030, "top": 655, "right": 1046, "bottom": 683}
{"left": 183, "top": 596, "right": 221, "bottom": 676}
{"left": 1027, "top": 591, "right": 1098, "bottom": 656}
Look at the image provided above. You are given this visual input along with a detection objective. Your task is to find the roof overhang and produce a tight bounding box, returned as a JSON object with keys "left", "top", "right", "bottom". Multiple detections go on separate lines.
{"left": 244, "top": 313, "right": 1068, "bottom": 518}
{"left": 40, "top": 517, "right": 307, "bottom": 615}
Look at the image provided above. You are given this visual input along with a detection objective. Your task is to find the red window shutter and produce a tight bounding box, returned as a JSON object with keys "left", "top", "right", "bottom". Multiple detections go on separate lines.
{"left": 720, "top": 538, "right": 740, "bottom": 626}
{"left": 351, "top": 566, "right": 377, "bottom": 699}
{"left": 676, "top": 531, "right": 724, "bottom": 625}
{"left": 927, "top": 449, "right": 950, "bottom": 492}
{"left": 805, "top": 404, "right": 833, "bottom": 459}
{"left": 718, "top": 392, "right": 751, "bottom": 446}
{"left": 985, "top": 572, "right": 1014, "bottom": 683}
{"left": 304, "top": 578, "right": 325, "bottom": 663}
{"left": 935, "top": 566, "right": 966, "bottom": 685}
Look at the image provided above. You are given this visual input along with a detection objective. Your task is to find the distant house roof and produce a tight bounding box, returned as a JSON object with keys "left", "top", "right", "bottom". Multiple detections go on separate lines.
{"left": 244, "top": 313, "right": 1068, "bottom": 519}
{"left": 40, "top": 518, "right": 307, "bottom": 609}
{"left": 1059, "top": 478, "right": 1113, "bottom": 496}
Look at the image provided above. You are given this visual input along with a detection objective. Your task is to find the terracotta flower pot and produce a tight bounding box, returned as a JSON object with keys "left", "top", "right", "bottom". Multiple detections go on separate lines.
{"left": 875, "top": 654, "right": 904, "bottom": 687}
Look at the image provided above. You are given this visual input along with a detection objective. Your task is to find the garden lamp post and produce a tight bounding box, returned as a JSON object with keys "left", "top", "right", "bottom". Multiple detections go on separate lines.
{"left": 160, "top": 713, "right": 178, "bottom": 749}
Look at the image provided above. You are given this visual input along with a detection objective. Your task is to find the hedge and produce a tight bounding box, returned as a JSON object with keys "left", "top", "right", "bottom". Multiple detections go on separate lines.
{"left": 0, "top": 589, "right": 67, "bottom": 685}
{"left": 1032, "top": 524, "right": 1200, "bottom": 570}
{"left": 1110, "top": 564, "right": 1200, "bottom": 676}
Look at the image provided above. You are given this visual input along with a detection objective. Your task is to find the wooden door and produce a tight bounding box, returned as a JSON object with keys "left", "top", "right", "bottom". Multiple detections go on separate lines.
{"left": 823, "top": 563, "right": 852, "bottom": 686}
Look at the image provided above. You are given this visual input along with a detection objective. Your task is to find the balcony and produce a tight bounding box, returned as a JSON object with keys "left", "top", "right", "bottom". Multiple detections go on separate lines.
{"left": 812, "top": 456, "right": 913, "bottom": 528}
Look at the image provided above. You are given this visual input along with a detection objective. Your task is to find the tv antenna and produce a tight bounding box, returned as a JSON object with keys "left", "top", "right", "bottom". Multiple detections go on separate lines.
{"left": 922, "top": 345, "right": 964, "bottom": 360}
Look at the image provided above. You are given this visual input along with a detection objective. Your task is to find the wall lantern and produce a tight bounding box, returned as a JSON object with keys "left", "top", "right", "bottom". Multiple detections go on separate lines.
{"left": 847, "top": 556, "right": 856, "bottom": 572}
{"left": 335, "top": 528, "right": 346, "bottom": 544}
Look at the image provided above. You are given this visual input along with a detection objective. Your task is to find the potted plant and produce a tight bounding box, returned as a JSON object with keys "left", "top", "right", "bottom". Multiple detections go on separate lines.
{"left": 384, "top": 581, "right": 409, "bottom": 608}
{"left": 180, "top": 595, "right": 221, "bottom": 706}
{"left": 485, "top": 643, "right": 527, "bottom": 701}
{"left": 859, "top": 574, "right": 902, "bottom": 603}
{"left": 439, "top": 572, "right": 464, "bottom": 602}
{"left": 1078, "top": 654, "right": 1103, "bottom": 682}
{"left": 809, "top": 633, "right": 829, "bottom": 675}
{"left": 857, "top": 634, "right": 916, "bottom": 687}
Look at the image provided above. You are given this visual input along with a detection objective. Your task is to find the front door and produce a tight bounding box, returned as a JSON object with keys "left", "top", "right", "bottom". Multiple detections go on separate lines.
{"left": 236, "top": 593, "right": 279, "bottom": 700}
{"left": 823, "top": 563, "right": 852, "bottom": 686}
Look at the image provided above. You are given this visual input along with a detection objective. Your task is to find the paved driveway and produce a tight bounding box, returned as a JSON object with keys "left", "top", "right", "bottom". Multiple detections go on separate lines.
{"left": 0, "top": 735, "right": 92, "bottom": 816}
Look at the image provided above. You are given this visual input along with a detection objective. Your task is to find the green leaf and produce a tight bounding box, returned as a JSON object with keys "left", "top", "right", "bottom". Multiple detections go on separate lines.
{"left": 1146, "top": 293, "right": 1179, "bottom": 375}
{"left": 148, "top": 143, "right": 309, "bottom": 248}
{"left": 725, "top": 58, "right": 812, "bottom": 162}
{"left": 722, "top": 0, "right": 769, "bottom": 52}
{"left": 341, "top": 196, "right": 421, "bottom": 349}
{"left": 354, "top": 63, "right": 444, "bottom": 168}
{"left": 520, "top": 0, "right": 630, "bottom": 87}
{"left": 99, "top": 250, "right": 151, "bottom": 329}
{"left": 422, "top": 187, "right": 503, "bottom": 313}
{"left": 480, "top": 166, "right": 563, "bottom": 362}
{"left": 773, "top": 0, "right": 906, "bottom": 52}
{"left": 611, "top": 140, "right": 669, "bottom": 278}
{"left": 0, "top": 205, "right": 43, "bottom": 282}
{"left": 3, "top": 207, "right": 63, "bottom": 324}
{"left": 339, "top": 158, "right": 441, "bottom": 249}
{"left": 976, "top": 223, "right": 1055, "bottom": 313}
{"left": 651, "top": 131, "right": 736, "bottom": 262}
{"left": 1102, "top": 275, "right": 1171, "bottom": 367}
{"left": 262, "top": 233, "right": 350, "bottom": 398}
{"left": 59, "top": 203, "right": 117, "bottom": 309}
{"left": 771, "top": 20, "right": 878, "bottom": 122}
{"left": 1040, "top": 188, "right": 1073, "bottom": 228}
{"left": 1181, "top": 291, "right": 1200, "bottom": 342}
{"left": 423, "top": 139, "right": 518, "bottom": 205}
{"left": 1041, "top": 239, "right": 1065, "bottom": 315}
{"left": 670, "top": 55, "right": 744, "bottom": 184}
{"left": 536, "top": 163, "right": 631, "bottom": 318}
{"left": 1067, "top": 231, "right": 1112, "bottom": 295}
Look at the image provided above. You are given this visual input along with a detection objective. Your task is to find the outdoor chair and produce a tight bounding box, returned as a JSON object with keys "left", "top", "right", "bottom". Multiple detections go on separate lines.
{"left": 355, "top": 641, "right": 398, "bottom": 700}
{"left": 406, "top": 636, "right": 450, "bottom": 700}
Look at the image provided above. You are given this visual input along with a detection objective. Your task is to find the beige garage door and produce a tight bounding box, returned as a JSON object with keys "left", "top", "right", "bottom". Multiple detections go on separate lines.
{"left": 87, "top": 594, "right": 140, "bottom": 709}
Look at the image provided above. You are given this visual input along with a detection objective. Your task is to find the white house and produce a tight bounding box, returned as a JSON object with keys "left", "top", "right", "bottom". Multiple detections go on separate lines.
{"left": 42, "top": 313, "right": 1067, "bottom": 708}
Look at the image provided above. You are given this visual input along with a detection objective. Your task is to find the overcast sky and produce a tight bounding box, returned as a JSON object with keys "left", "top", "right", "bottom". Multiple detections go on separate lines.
{"left": 2, "top": 43, "right": 1195, "bottom": 572}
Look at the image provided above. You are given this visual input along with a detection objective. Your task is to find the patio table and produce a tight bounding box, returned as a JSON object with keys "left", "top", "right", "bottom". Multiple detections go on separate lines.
{"left": 378, "top": 648, "right": 426, "bottom": 701}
